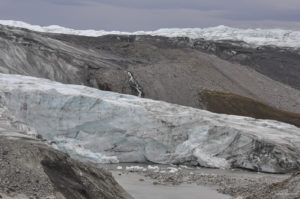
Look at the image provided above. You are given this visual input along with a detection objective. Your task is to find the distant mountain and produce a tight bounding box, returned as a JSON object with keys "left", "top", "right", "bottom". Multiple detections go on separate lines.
{"left": 1, "top": 20, "right": 300, "bottom": 48}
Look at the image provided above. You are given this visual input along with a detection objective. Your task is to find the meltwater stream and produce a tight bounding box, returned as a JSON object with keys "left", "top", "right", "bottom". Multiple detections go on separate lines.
{"left": 113, "top": 172, "right": 230, "bottom": 199}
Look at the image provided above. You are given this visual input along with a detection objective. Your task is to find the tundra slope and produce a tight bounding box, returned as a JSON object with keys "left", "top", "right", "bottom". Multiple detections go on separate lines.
{"left": 52, "top": 33, "right": 300, "bottom": 91}
{"left": 0, "top": 73, "right": 300, "bottom": 173}
{"left": 198, "top": 90, "right": 300, "bottom": 128}
{"left": 0, "top": 106, "right": 132, "bottom": 199}
{"left": 0, "top": 24, "right": 300, "bottom": 114}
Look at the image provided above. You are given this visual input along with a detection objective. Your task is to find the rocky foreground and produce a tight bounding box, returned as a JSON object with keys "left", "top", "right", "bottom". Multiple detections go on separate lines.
{"left": 0, "top": 106, "right": 132, "bottom": 199}
{"left": 0, "top": 73, "right": 299, "bottom": 174}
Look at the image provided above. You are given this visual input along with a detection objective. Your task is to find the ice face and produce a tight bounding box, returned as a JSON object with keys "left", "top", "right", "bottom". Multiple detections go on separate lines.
{"left": 0, "top": 73, "right": 300, "bottom": 173}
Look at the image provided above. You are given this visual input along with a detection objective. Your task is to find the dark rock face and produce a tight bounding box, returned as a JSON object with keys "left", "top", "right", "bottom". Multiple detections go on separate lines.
{"left": 0, "top": 24, "right": 300, "bottom": 114}
{"left": 0, "top": 139, "right": 132, "bottom": 199}
{"left": 40, "top": 149, "right": 131, "bottom": 199}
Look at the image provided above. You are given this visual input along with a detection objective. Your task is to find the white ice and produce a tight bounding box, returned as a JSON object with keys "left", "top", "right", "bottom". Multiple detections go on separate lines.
{"left": 0, "top": 73, "right": 300, "bottom": 173}
{"left": 0, "top": 20, "right": 300, "bottom": 48}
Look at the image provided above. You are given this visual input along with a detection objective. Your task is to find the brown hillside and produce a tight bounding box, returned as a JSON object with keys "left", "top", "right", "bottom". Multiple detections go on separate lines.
{"left": 199, "top": 90, "right": 300, "bottom": 127}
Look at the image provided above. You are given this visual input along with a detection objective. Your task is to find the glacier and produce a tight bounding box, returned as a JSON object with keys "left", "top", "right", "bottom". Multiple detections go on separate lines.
{"left": 1, "top": 20, "right": 300, "bottom": 48}
{"left": 0, "top": 73, "right": 300, "bottom": 173}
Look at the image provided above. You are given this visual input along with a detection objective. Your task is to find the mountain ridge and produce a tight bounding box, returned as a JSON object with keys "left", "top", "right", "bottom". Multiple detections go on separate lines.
{"left": 1, "top": 20, "right": 300, "bottom": 48}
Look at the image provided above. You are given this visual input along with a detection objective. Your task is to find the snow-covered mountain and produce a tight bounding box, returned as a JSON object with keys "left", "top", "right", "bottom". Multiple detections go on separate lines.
{"left": 1, "top": 20, "right": 300, "bottom": 48}
{"left": 0, "top": 73, "right": 299, "bottom": 173}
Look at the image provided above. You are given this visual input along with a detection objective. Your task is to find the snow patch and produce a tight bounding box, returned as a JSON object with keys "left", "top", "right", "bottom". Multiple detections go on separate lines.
{"left": 126, "top": 166, "right": 147, "bottom": 172}
{"left": 147, "top": 165, "right": 160, "bottom": 172}
{"left": 167, "top": 167, "right": 179, "bottom": 173}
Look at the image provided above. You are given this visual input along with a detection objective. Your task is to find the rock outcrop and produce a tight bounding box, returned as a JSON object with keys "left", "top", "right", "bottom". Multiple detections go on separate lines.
{"left": 0, "top": 105, "right": 133, "bottom": 199}
{"left": 0, "top": 73, "right": 299, "bottom": 173}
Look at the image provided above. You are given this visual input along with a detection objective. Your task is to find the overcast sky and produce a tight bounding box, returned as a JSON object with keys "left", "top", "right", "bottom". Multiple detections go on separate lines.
{"left": 1, "top": 0, "right": 300, "bottom": 31}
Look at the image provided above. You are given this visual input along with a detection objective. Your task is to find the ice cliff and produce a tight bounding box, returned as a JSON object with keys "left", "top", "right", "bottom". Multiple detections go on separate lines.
{"left": 0, "top": 73, "right": 299, "bottom": 173}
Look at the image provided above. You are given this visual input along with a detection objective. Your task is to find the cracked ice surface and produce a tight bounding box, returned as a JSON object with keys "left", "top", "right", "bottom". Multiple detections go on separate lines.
{"left": 0, "top": 73, "right": 300, "bottom": 173}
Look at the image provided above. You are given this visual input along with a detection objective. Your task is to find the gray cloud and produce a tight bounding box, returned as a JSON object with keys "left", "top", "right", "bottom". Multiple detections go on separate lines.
{"left": 0, "top": 0, "right": 300, "bottom": 31}
{"left": 44, "top": 0, "right": 87, "bottom": 6}
{"left": 86, "top": 0, "right": 223, "bottom": 10}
